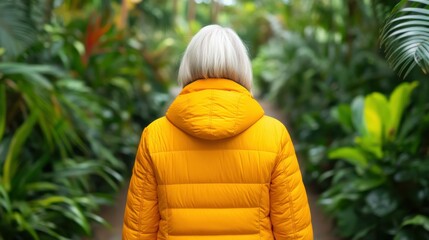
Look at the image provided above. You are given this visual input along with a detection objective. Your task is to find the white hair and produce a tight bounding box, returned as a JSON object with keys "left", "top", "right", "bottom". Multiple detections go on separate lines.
{"left": 178, "top": 25, "right": 253, "bottom": 91}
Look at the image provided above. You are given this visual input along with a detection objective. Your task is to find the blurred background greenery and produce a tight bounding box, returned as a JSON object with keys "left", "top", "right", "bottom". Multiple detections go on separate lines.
{"left": 0, "top": 0, "right": 428, "bottom": 239}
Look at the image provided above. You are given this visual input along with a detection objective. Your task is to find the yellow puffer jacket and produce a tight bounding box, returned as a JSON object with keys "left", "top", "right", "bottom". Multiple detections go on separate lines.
{"left": 123, "top": 79, "right": 313, "bottom": 240}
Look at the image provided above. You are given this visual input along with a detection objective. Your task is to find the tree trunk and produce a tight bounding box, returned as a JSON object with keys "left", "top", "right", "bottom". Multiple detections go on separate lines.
{"left": 211, "top": 0, "right": 221, "bottom": 24}
{"left": 188, "top": 0, "right": 196, "bottom": 22}
{"left": 119, "top": 0, "right": 128, "bottom": 30}
{"left": 173, "top": 0, "right": 178, "bottom": 19}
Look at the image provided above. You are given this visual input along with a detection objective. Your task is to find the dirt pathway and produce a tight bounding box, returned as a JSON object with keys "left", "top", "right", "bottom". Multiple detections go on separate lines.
{"left": 89, "top": 100, "right": 339, "bottom": 240}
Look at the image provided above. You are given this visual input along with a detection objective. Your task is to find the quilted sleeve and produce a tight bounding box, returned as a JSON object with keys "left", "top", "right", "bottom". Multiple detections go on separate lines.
{"left": 270, "top": 127, "right": 313, "bottom": 240}
{"left": 122, "top": 128, "right": 159, "bottom": 240}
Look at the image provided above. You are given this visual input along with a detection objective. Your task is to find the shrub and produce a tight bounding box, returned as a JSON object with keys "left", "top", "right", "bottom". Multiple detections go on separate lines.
{"left": 319, "top": 82, "right": 429, "bottom": 239}
{"left": 0, "top": 1, "right": 171, "bottom": 238}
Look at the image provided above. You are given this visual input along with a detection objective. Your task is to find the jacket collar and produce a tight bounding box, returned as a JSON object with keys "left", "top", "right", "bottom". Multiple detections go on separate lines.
{"left": 180, "top": 78, "right": 252, "bottom": 95}
{"left": 166, "top": 78, "right": 264, "bottom": 140}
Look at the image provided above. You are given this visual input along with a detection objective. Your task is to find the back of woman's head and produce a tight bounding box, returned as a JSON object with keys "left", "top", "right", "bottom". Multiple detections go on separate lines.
{"left": 178, "top": 25, "right": 253, "bottom": 91}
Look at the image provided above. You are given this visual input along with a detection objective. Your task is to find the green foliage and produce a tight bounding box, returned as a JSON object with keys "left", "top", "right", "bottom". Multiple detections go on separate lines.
{"left": 2, "top": 111, "right": 39, "bottom": 192}
{"left": 0, "top": 84, "right": 5, "bottom": 140}
{"left": 2, "top": 0, "right": 428, "bottom": 239}
{"left": 0, "top": 1, "right": 172, "bottom": 239}
{"left": 253, "top": 1, "right": 429, "bottom": 239}
{"left": 0, "top": 1, "right": 37, "bottom": 58}
{"left": 320, "top": 82, "right": 429, "bottom": 239}
{"left": 0, "top": 63, "right": 83, "bottom": 157}
{"left": 381, "top": 0, "right": 429, "bottom": 77}
{"left": 0, "top": 60, "right": 126, "bottom": 238}
{"left": 253, "top": 1, "right": 399, "bottom": 188}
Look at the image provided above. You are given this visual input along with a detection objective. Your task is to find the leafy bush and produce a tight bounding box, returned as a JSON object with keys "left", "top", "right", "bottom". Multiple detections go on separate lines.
{"left": 0, "top": 63, "right": 123, "bottom": 239}
{"left": 319, "top": 82, "right": 429, "bottom": 239}
{"left": 253, "top": 10, "right": 398, "bottom": 185}
{"left": 0, "top": 1, "right": 172, "bottom": 239}
{"left": 253, "top": 1, "right": 429, "bottom": 239}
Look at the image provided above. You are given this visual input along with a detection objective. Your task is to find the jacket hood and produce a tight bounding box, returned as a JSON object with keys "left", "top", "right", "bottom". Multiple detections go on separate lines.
{"left": 166, "top": 79, "right": 264, "bottom": 140}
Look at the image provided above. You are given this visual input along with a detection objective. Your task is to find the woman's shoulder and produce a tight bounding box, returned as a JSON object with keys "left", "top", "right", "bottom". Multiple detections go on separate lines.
{"left": 256, "top": 115, "right": 287, "bottom": 132}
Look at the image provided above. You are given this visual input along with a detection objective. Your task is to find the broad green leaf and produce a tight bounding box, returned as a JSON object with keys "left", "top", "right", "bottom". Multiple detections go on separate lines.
{"left": 355, "top": 136, "right": 383, "bottom": 159}
{"left": 2, "top": 111, "right": 38, "bottom": 192}
{"left": 351, "top": 96, "right": 366, "bottom": 136}
{"left": 401, "top": 215, "right": 429, "bottom": 231}
{"left": 328, "top": 147, "right": 369, "bottom": 168}
{"left": 331, "top": 104, "right": 353, "bottom": 133}
{"left": 363, "top": 108, "right": 381, "bottom": 140}
{"left": 0, "top": 83, "right": 5, "bottom": 141}
{"left": 351, "top": 177, "right": 386, "bottom": 192}
{"left": 388, "top": 81, "right": 418, "bottom": 140}
{"left": 364, "top": 92, "right": 390, "bottom": 142}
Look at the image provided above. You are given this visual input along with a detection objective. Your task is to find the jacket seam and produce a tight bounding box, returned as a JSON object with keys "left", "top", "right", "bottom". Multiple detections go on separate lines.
{"left": 137, "top": 130, "right": 148, "bottom": 238}
{"left": 209, "top": 90, "right": 213, "bottom": 135}
{"left": 165, "top": 183, "right": 169, "bottom": 239}
{"left": 280, "top": 142, "right": 299, "bottom": 239}
{"left": 151, "top": 149, "right": 277, "bottom": 154}
{"left": 158, "top": 182, "right": 270, "bottom": 186}
{"left": 232, "top": 93, "right": 245, "bottom": 135}
{"left": 137, "top": 170, "right": 146, "bottom": 239}
{"left": 168, "top": 232, "right": 260, "bottom": 236}
{"left": 258, "top": 183, "right": 263, "bottom": 240}
{"left": 166, "top": 206, "right": 260, "bottom": 209}
{"left": 272, "top": 129, "right": 298, "bottom": 239}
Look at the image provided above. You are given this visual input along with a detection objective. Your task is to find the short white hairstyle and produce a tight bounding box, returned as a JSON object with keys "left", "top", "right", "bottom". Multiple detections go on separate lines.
{"left": 178, "top": 25, "right": 253, "bottom": 91}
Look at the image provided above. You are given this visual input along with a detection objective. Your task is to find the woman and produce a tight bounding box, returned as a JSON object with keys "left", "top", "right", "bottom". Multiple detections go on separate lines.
{"left": 122, "top": 25, "right": 313, "bottom": 240}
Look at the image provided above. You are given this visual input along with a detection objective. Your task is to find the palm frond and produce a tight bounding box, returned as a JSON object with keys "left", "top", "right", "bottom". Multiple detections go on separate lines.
{"left": 0, "top": 2, "right": 37, "bottom": 59}
{"left": 381, "top": 0, "right": 429, "bottom": 77}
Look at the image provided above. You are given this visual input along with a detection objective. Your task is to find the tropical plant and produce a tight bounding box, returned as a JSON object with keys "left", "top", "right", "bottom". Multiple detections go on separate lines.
{"left": 0, "top": 62, "right": 124, "bottom": 239}
{"left": 381, "top": 0, "right": 429, "bottom": 77}
{"left": 0, "top": 1, "right": 37, "bottom": 59}
{"left": 319, "top": 82, "right": 429, "bottom": 240}
{"left": 0, "top": 0, "right": 53, "bottom": 60}
{"left": 0, "top": 0, "right": 171, "bottom": 238}
{"left": 253, "top": 10, "right": 399, "bottom": 185}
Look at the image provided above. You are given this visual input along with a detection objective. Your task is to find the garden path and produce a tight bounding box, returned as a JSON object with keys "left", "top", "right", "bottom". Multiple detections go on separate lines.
{"left": 88, "top": 99, "right": 339, "bottom": 240}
